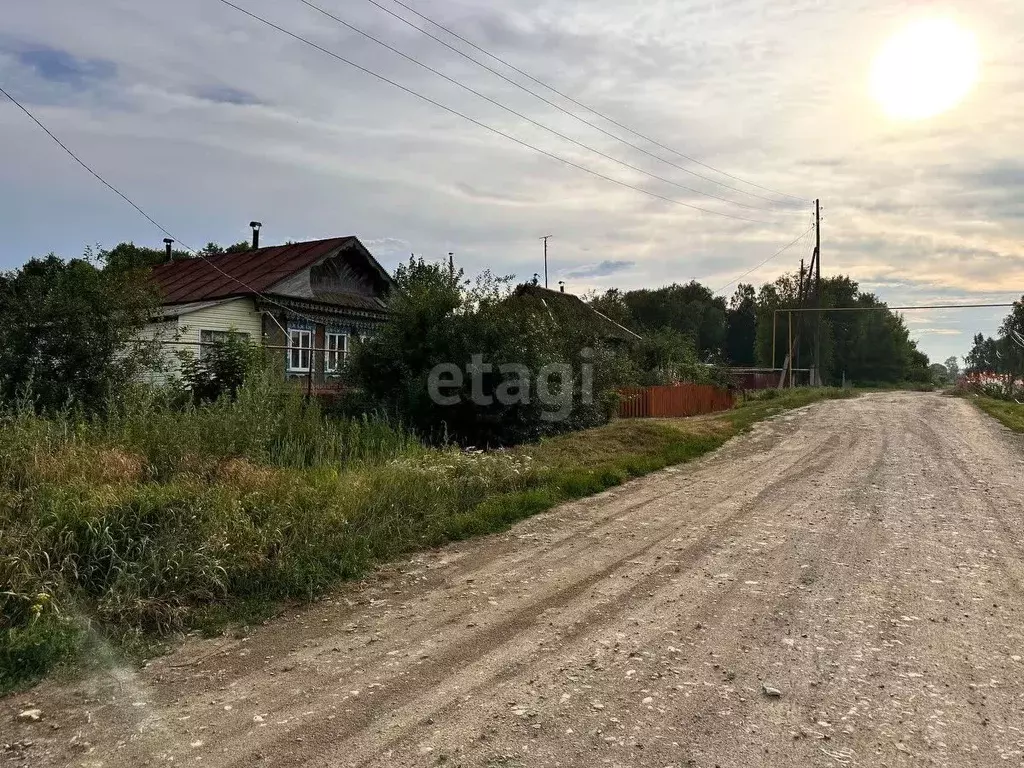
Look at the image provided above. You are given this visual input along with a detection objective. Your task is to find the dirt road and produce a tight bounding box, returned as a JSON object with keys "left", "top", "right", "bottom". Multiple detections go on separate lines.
{"left": 5, "top": 392, "right": 1024, "bottom": 767}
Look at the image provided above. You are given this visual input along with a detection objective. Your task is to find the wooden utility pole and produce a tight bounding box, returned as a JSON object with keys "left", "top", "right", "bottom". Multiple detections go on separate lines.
{"left": 541, "top": 235, "right": 552, "bottom": 289}
{"left": 788, "top": 311, "right": 794, "bottom": 388}
{"left": 814, "top": 199, "right": 822, "bottom": 386}
{"left": 796, "top": 258, "right": 805, "bottom": 373}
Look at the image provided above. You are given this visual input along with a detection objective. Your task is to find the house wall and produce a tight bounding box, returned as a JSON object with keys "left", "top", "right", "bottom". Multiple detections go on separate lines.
{"left": 260, "top": 308, "right": 381, "bottom": 387}
{"left": 142, "top": 298, "right": 263, "bottom": 385}
{"left": 137, "top": 320, "right": 180, "bottom": 386}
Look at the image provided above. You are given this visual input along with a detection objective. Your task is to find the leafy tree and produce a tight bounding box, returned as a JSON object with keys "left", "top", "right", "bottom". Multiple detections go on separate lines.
{"left": 589, "top": 282, "right": 726, "bottom": 359}
{"left": 753, "top": 273, "right": 928, "bottom": 384}
{"left": 998, "top": 297, "right": 1024, "bottom": 377}
{"left": 965, "top": 333, "right": 1003, "bottom": 373}
{"left": 930, "top": 363, "right": 951, "bottom": 385}
{"left": 101, "top": 241, "right": 191, "bottom": 271}
{"left": 201, "top": 241, "right": 252, "bottom": 256}
{"left": 0, "top": 252, "right": 157, "bottom": 412}
{"left": 350, "top": 257, "right": 631, "bottom": 446}
{"left": 944, "top": 356, "right": 961, "bottom": 380}
{"left": 629, "top": 329, "right": 716, "bottom": 386}
{"left": 965, "top": 297, "right": 1024, "bottom": 378}
{"left": 586, "top": 288, "right": 633, "bottom": 329}
{"left": 725, "top": 284, "right": 757, "bottom": 365}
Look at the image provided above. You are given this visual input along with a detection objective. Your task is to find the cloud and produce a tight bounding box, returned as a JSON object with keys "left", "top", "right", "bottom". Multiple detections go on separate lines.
{"left": 194, "top": 85, "right": 262, "bottom": 106}
{"left": 0, "top": 0, "right": 1022, "bottom": 372}
{"left": 14, "top": 44, "right": 116, "bottom": 87}
{"left": 563, "top": 260, "right": 636, "bottom": 279}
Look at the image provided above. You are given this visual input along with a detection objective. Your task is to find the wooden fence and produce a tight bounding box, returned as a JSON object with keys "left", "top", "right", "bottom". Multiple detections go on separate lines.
{"left": 617, "top": 383, "right": 735, "bottom": 419}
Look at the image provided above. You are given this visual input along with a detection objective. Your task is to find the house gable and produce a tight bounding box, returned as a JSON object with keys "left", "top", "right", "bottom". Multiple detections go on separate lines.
{"left": 266, "top": 239, "right": 393, "bottom": 305}
{"left": 148, "top": 237, "right": 394, "bottom": 312}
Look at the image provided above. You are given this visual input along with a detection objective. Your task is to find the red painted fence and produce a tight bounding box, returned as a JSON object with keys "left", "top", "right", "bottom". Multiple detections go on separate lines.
{"left": 617, "top": 383, "right": 735, "bottom": 419}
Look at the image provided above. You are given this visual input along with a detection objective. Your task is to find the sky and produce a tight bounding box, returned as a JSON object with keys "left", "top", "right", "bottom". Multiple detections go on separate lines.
{"left": 1, "top": 0, "right": 1022, "bottom": 365}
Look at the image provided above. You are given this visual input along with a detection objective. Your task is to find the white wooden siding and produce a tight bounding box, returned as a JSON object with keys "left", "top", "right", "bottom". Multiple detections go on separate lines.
{"left": 140, "top": 298, "right": 263, "bottom": 385}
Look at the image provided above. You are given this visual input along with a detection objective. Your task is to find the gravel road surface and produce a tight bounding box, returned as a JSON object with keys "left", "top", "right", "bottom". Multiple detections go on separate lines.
{"left": 5, "top": 392, "right": 1024, "bottom": 767}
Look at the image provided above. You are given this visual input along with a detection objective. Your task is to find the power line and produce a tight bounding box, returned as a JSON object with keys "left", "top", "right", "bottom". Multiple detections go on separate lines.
{"left": 0, "top": 83, "right": 315, "bottom": 327}
{"left": 213, "top": 0, "right": 780, "bottom": 226}
{"left": 715, "top": 226, "right": 815, "bottom": 294}
{"left": 349, "top": 0, "right": 803, "bottom": 210}
{"left": 0, "top": 84, "right": 189, "bottom": 249}
{"left": 782, "top": 303, "right": 1018, "bottom": 313}
{"left": 379, "top": 0, "right": 810, "bottom": 204}
{"left": 293, "top": 0, "right": 801, "bottom": 215}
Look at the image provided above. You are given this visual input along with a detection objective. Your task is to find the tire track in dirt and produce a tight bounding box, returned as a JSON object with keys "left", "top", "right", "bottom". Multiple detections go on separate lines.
{"left": 199, "top": 411, "right": 848, "bottom": 767}
{"left": 341, "top": 399, "right": 884, "bottom": 766}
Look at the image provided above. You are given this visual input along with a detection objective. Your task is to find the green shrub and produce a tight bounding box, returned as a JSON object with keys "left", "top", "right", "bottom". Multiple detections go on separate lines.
{"left": 0, "top": 618, "right": 82, "bottom": 695}
{"left": 349, "top": 258, "right": 636, "bottom": 447}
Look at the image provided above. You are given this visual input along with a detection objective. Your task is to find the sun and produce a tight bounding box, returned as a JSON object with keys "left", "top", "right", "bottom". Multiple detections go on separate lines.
{"left": 871, "top": 18, "right": 980, "bottom": 121}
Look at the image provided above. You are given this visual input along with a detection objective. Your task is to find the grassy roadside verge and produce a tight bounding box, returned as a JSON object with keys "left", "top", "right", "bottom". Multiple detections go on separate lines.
{"left": 970, "top": 396, "right": 1024, "bottom": 432}
{"left": 1, "top": 387, "right": 855, "bottom": 694}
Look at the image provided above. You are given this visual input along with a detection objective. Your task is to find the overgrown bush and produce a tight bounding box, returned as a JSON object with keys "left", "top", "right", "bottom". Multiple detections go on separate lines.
{"left": 0, "top": 252, "right": 158, "bottom": 413}
{"left": 177, "top": 332, "right": 263, "bottom": 403}
{"left": 954, "top": 372, "right": 1023, "bottom": 402}
{"left": 349, "top": 259, "right": 635, "bottom": 446}
{"left": 628, "top": 329, "right": 726, "bottom": 386}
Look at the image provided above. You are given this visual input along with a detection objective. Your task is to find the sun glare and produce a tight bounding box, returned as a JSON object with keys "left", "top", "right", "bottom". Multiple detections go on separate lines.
{"left": 871, "top": 18, "right": 980, "bottom": 121}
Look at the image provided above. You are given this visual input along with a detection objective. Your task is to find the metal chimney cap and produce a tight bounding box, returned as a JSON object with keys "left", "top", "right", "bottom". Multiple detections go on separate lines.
{"left": 249, "top": 221, "right": 262, "bottom": 230}
{"left": 163, "top": 238, "right": 174, "bottom": 245}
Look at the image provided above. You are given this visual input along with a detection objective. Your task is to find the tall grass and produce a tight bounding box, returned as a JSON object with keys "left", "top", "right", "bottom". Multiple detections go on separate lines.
{"left": 1, "top": 375, "right": 433, "bottom": 690}
{"left": 1, "top": 383, "right": 855, "bottom": 694}
{"left": 970, "top": 397, "right": 1024, "bottom": 433}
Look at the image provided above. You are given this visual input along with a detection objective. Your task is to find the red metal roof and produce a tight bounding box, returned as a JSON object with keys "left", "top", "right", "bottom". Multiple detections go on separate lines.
{"left": 150, "top": 237, "right": 356, "bottom": 304}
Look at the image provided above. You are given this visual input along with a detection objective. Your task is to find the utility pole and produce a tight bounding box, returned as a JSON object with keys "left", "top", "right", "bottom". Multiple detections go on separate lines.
{"left": 796, "top": 258, "right": 805, "bottom": 374}
{"left": 814, "top": 199, "right": 822, "bottom": 386}
{"left": 541, "top": 235, "right": 553, "bottom": 289}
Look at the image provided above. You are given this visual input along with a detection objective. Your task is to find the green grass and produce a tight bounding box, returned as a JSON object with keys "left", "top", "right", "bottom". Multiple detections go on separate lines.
{"left": 972, "top": 396, "right": 1024, "bottom": 432}
{"left": 0, "top": 385, "right": 856, "bottom": 694}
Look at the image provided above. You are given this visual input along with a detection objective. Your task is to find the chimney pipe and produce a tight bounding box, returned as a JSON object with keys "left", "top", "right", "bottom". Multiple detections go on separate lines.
{"left": 249, "top": 221, "right": 262, "bottom": 249}
{"left": 163, "top": 238, "right": 174, "bottom": 260}
{"left": 558, "top": 281, "right": 565, "bottom": 293}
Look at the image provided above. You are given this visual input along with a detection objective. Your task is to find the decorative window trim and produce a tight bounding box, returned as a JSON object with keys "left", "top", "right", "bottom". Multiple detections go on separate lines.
{"left": 325, "top": 332, "right": 349, "bottom": 373}
{"left": 287, "top": 327, "right": 313, "bottom": 373}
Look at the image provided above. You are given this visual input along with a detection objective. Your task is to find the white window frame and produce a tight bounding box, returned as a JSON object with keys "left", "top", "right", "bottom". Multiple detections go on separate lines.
{"left": 325, "top": 332, "right": 348, "bottom": 373}
{"left": 199, "top": 329, "right": 250, "bottom": 360}
{"left": 287, "top": 328, "right": 313, "bottom": 373}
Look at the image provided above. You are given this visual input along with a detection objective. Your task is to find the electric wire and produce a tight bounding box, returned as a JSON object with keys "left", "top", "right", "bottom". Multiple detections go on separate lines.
{"left": 294, "top": 0, "right": 801, "bottom": 215}
{"left": 379, "top": 0, "right": 810, "bottom": 204}
{"left": 348, "top": 0, "right": 804, "bottom": 209}
{"left": 213, "top": 0, "right": 783, "bottom": 226}
{"left": 0, "top": 83, "right": 315, "bottom": 326}
{"left": 715, "top": 226, "right": 815, "bottom": 294}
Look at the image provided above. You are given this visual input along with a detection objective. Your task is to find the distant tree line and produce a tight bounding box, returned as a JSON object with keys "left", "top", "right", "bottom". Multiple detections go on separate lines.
{"left": 964, "top": 299, "right": 1024, "bottom": 377}
{"left": 588, "top": 273, "right": 932, "bottom": 385}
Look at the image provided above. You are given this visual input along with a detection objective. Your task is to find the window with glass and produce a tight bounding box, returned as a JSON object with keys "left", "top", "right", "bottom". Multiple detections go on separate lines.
{"left": 288, "top": 328, "right": 312, "bottom": 372}
{"left": 326, "top": 332, "right": 348, "bottom": 373}
{"left": 199, "top": 329, "right": 250, "bottom": 360}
